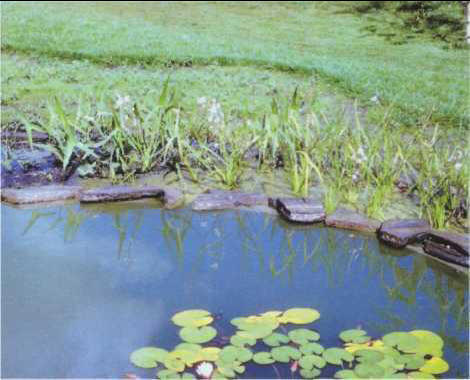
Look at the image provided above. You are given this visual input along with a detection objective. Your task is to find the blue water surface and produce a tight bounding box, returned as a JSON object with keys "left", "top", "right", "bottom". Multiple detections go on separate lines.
{"left": 1, "top": 203, "right": 468, "bottom": 378}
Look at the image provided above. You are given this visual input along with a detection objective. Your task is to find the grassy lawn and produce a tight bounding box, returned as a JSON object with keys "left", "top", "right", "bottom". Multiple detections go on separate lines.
{"left": 1, "top": 1, "right": 468, "bottom": 230}
{"left": 2, "top": 1, "right": 469, "bottom": 127}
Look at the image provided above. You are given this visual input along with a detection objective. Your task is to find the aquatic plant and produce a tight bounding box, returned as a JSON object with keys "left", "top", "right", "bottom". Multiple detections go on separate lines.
{"left": 129, "top": 308, "right": 449, "bottom": 379}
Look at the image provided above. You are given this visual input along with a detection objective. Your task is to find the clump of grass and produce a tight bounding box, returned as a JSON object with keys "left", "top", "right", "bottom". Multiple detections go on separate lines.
{"left": 16, "top": 82, "right": 469, "bottom": 230}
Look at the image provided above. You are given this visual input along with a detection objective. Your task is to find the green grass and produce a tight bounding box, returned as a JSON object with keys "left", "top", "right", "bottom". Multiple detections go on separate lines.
{"left": 1, "top": 1, "right": 469, "bottom": 230}
{"left": 2, "top": 1, "right": 469, "bottom": 127}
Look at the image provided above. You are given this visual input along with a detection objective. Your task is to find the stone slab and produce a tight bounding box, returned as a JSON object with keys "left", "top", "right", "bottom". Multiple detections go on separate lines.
{"left": 378, "top": 219, "right": 430, "bottom": 249}
{"left": 80, "top": 186, "right": 165, "bottom": 203}
{"left": 192, "top": 190, "right": 268, "bottom": 211}
{"left": 1, "top": 185, "right": 81, "bottom": 204}
{"left": 325, "top": 208, "right": 381, "bottom": 233}
{"left": 270, "top": 197, "right": 325, "bottom": 224}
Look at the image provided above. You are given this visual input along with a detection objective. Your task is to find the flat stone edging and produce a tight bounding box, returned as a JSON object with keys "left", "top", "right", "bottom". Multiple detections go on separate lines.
{"left": 1, "top": 187, "right": 467, "bottom": 270}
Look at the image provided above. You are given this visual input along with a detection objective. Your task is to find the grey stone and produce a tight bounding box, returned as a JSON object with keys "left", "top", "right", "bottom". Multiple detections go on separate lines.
{"left": 325, "top": 209, "right": 381, "bottom": 233}
{"left": 1, "top": 185, "right": 81, "bottom": 204}
{"left": 423, "top": 240, "right": 469, "bottom": 268}
{"left": 1, "top": 148, "right": 61, "bottom": 188}
{"left": 270, "top": 197, "right": 325, "bottom": 224}
{"left": 423, "top": 230, "right": 469, "bottom": 257}
{"left": 162, "top": 187, "right": 185, "bottom": 209}
{"left": 192, "top": 190, "right": 268, "bottom": 211}
{"left": 80, "top": 186, "right": 165, "bottom": 203}
{"left": 378, "top": 219, "right": 430, "bottom": 249}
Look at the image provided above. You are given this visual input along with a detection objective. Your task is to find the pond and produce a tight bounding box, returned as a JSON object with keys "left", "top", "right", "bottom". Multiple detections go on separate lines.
{"left": 1, "top": 202, "right": 468, "bottom": 379}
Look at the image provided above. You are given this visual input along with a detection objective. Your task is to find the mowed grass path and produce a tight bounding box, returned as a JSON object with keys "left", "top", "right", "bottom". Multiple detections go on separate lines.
{"left": 2, "top": 1, "right": 469, "bottom": 127}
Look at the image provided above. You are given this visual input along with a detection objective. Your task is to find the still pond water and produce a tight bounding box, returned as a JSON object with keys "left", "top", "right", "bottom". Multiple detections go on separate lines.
{"left": 1, "top": 202, "right": 468, "bottom": 378}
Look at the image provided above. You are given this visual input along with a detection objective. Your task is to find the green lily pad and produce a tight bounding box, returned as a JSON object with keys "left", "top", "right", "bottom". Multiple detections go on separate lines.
{"left": 271, "top": 346, "right": 301, "bottom": 363}
{"left": 230, "top": 315, "right": 279, "bottom": 331}
{"left": 383, "top": 332, "right": 419, "bottom": 352}
{"left": 219, "top": 345, "right": 253, "bottom": 363}
{"left": 396, "top": 353, "right": 426, "bottom": 370}
{"left": 170, "top": 349, "right": 202, "bottom": 366}
{"left": 408, "top": 371, "right": 435, "bottom": 379}
{"left": 322, "top": 348, "right": 354, "bottom": 365}
{"left": 263, "top": 332, "right": 290, "bottom": 347}
{"left": 200, "top": 347, "right": 221, "bottom": 362}
{"left": 300, "top": 342, "right": 324, "bottom": 355}
{"left": 179, "top": 326, "right": 217, "bottom": 344}
{"left": 182, "top": 373, "right": 196, "bottom": 379}
{"left": 130, "top": 347, "right": 168, "bottom": 368}
{"left": 164, "top": 354, "right": 185, "bottom": 373}
{"left": 354, "top": 363, "right": 385, "bottom": 378}
{"left": 211, "top": 370, "right": 229, "bottom": 380}
{"left": 387, "top": 374, "right": 408, "bottom": 379}
{"left": 339, "top": 329, "right": 370, "bottom": 344}
{"left": 253, "top": 352, "right": 275, "bottom": 365}
{"left": 334, "top": 369, "right": 359, "bottom": 379}
{"left": 299, "top": 354, "right": 326, "bottom": 370}
{"left": 410, "top": 330, "right": 444, "bottom": 357}
{"left": 300, "top": 368, "right": 321, "bottom": 379}
{"left": 238, "top": 325, "right": 274, "bottom": 339}
{"left": 355, "top": 349, "right": 384, "bottom": 363}
{"left": 419, "top": 357, "right": 449, "bottom": 375}
{"left": 215, "top": 359, "right": 245, "bottom": 378}
{"left": 172, "top": 310, "right": 213, "bottom": 327}
{"left": 279, "top": 308, "right": 320, "bottom": 324}
{"left": 231, "top": 334, "right": 256, "bottom": 347}
{"left": 288, "top": 329, "right": 320, "bottom": 345}
{"left": 174, "top": 343, "right": 202, "bottom": 353}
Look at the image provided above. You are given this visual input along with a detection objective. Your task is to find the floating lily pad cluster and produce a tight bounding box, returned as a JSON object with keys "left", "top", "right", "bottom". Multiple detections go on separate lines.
{"left": 129, "top": 308, "right": 449, "bottom": 380}
{"left": 334, "top": 329, "right": 449, "bottom": 379}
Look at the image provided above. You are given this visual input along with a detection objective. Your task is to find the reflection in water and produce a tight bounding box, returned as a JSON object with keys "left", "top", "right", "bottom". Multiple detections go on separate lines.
{"left": 4, "top": 204, "right": 468, "bottom": 378}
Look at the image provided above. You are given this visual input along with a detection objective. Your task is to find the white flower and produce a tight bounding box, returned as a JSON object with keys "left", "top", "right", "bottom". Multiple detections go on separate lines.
{"left": 197, "top": 97, "right": 208, "bottom": 106}
{"left": 195, "top": 361, "right": 213, "bottom": 379}
{"left": 455, "top": 162, "right": 462, "bottom": 171}
{"left": 114, "top": 94, "right": 131, "bottom": 109}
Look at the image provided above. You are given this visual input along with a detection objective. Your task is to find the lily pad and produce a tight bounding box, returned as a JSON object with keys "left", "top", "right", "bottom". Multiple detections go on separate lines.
{"left": 334, "top": 369, "right": 359, "bottom": 379}
{"left": 339, "top": 329, "right": 370, "bottom": 344}
{"left": 288, "top": 328, "right": 320, "bottom": 345}
{"left": 164, "top": 354, "right": 185, "bottom": 373}
{"left": 300, "top": 342, "right": 324, "bottom": 355}
{"left": 179, "top": 326, "right": 217, "bottom": 344}
{"left": 253, "top": 352, "right": 275, "bottom": 365}
{"left": 261, "top": 311, "right": 283, "bottom": 318}
{"left": 408, "top": 371, "right": 435, "bottom": 379}
{"left": 219, "top": 345, "right": 253, "bottom": 363}
{"left": 354, "top": 349, "right": 384, "bottom": 363}
{"left": 172, "top": 310, "right": 213, "bottom": 327}
{"left": 170, "top": 349, "right": 202, "bottom": 366}
{"left": 271, "top": 346, "right": 301, "bottom": 363}
{"left": 174, "top": 343, "right": 202, "bottom": 353}
{"left": 130, "top": 347, "right": 168, "bottom": 368}
{"left": 278, "top": 308, "right": 320, "bottom": 324}
{"left": 383, "top": 332, "right": 419, "bottom": 352}
{"left": 300, "top": 368, "right": 321, "bottom": 379}
{"left": 299, "top": 354, "right": 326, "bottom": 370}
{"left": 200, "top": 347, "right": 221, "bottom": 362}
{"left": 323, "top": 348, "right": 354, "bottom": 365}
{"left": 263, "top": 332, "right": 290, "bottom": 347}
{"left": 237, "top": 325, "right": 274, "bottom": 339}
{"left": 419, "top": 357, "right": 449, "bottom": 375}
{"left": 215, "top": 359, "right": 245, "bottom": 378}
{"left": 230, "top": 315, "right": 279, "bottom": 331}
{"left": 354, "top": 363, "right": 385, "bottom": 378}
{"left": 231, "top": 334, "right": 256, "bottom": 347}
{"left": 396, "top": 353, "right": 426, "bottom": 370}
{"left": 410, "top": 330, "right": 444, "bottom": 357}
